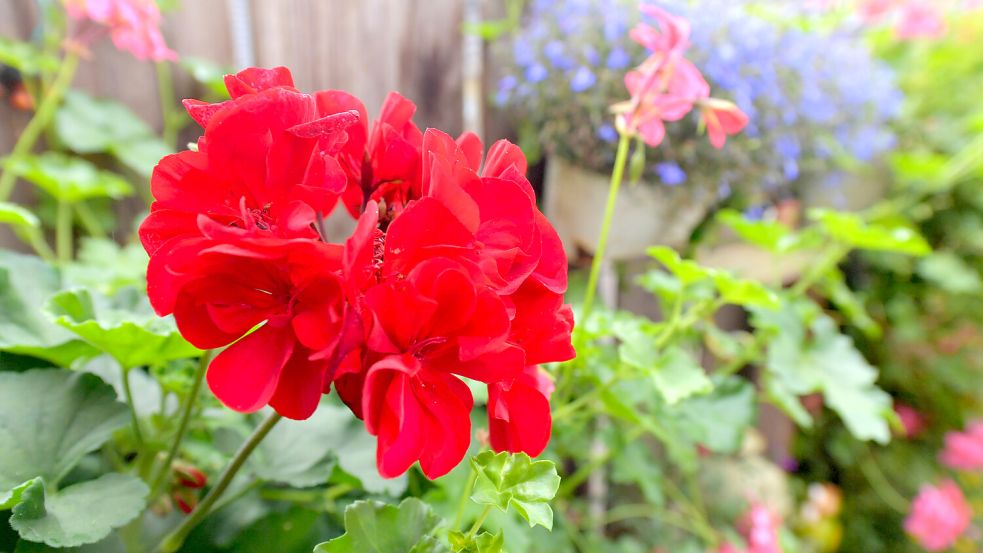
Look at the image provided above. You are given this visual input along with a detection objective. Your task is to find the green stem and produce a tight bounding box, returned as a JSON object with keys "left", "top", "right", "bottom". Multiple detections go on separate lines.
{"left": 152, "top": 412, "right": 282, "bottom": 553}
{"left": 55, "top": 200, "right": 73, "bottom": 263}
{"left": 156, "top": 61, "right": 179, "bottom": 149}
{"left": 74, "top": 201, "right": 106, "bottom": 238}
{"left": 579, "top": 132, "right": 631, "bottom": 329}
{"left": 149, "top": 351, "right": 212, "bottom": 498}
{"left": 465, "top": 505, "right": 494, "bottom": 541}
{"left": 26, "top": 229, "right": 56, "bottom": 262}
{"left": 790, "top": 244, "right": 848, "bottom": 296}
{"left": 0, "top": 52, "right": 79, "bottom": 202}
{"left": 121, "top": 367, "right": 145, "bottom": 450}
{"left": 859, "top": 447, "right": 909, "bottom": 513}
{"left": 453, "top": 466, "right": 478, "bottom": 530}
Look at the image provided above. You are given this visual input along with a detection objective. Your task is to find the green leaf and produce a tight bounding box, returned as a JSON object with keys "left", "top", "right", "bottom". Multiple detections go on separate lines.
{"left": 672, "top": 376, "right": 755, "bottom": 454}
{"left": 180, "top": 56, "right": 232, "bottom": 98}
{"left": 54, "top": 91, "right": 156, "bottom": 155}
{"left": 818, "top": 269, "right": 881, "bottom": 339}
{"left": 10, "top": 474, "right": 147, "bottom": 547}
{"left": 0, "top": 477, "right": 40, "bottom": 510}
{"left": 112, "top": 137, "right": 172, "bottom": 178}
{"left": 647, "top": 246, "right": 711, "bottom": 285}
{"left": 0, "top": 202, "right": 40, "bottom": 230}
{"left": 917, "top": 252, "right": 982, "bottom": 294}
{"left": 0, "top": 369, "right": 129, "bottom": 491}
{"left": 762, "top": 306, "right": 892, "bottom": 443}
{"left": 0, "top": 251, "right": 98, "bottom": 366}
{"left": 470, "top": 451, "right": 560, "bottom": 530}
{"left": 45, "top": 287, "right": 199, "bottom": 369}
{"left": 622, "top": 342, "right": 712, "bottom": 405}
{"left": 312, "top": 498, "right": 448, "bottom": 553}
{"left": 716, "top": 209, "right": 799, "bottom": 252}
{"left": 450, "top": 531, "right": 505, "bottom": 553}
{"left": 711, "top": 272, "right": 780, "bottom": 309}
{"left": 809, "top": 209, "right": 930, "bottom": 255}
{"left": 0, "top": 37, "right": 58, "bottom": 75}
{"left": 64, "top": 238, "right": 148, "bottom": 295}
{"left": 250, "top": 406, "right": 345, "bottom": 487}
{"left": 5, "top": 153, "right": 132, "bottom": 203}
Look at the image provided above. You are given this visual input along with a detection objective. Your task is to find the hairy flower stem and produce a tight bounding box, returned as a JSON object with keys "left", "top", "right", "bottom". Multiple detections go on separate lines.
{"left": 0, "top": 52, "right": 79, "bottom": 202}
{"left": 149, "top": 350, "right": 212, "bottom": 498}
{"left": 121, "top": 367, "right": 146, "bottom": 450}
{"left": 453, "top": 466, "right": 478, "bottom": 530}
{"left": 152, "top": 412, "right": 283, "bottom": 553}
{"left": 465, "top": 505, "right": 494, "bottom": 541}
{"left": 579, "top": 132, "right": 631, "bottom": 329}
{"left": 155, "top": 61, "right": 179, "bottom": 150}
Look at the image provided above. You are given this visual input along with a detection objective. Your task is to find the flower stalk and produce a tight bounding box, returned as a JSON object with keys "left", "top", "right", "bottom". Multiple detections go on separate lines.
{"left": 0, "top": 51, "right": 79, "bottom": 202}
{"left": 152, "top": 411, "right": 282, "bottom": 553}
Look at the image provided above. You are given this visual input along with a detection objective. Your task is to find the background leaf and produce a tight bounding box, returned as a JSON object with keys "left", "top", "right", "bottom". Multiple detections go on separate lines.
{"left": 0, "top": 369, "right": 128, "bottom": 491}
{"left": 5, "top": 153, "right": 132, "bottom": 203}
{"left": 10, "top": 474, "right": 147, "bottom": 548}
{"left": 46, "top": 287, "right": 198, "bottom": 369}
{"left": 0, "top": 251, "right": 98, "bottom": 365}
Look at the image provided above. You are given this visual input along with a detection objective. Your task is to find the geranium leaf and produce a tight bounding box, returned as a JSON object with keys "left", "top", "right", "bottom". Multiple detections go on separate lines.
{"left": 54, "top": 91, "right": 156, "bottom": 155}
{"left": 760, "top": 304, "right": 892, "bottom": 443}
{"left": 449, "top": 531, "right": 505, "bottom": 553}
{"left": 672, "top": 376, "right": 756, "bottom": 453}
{"left": 0, "top": 369, "right": 129, "bottom": 491}
{"left": 0, "top": 202, "right": 40, "bottom": 230}
{"left": 470, "top": 451, "right": 560, "bottom": 530}
{"left": 4, "top": 153, "right": 132, "bottom": 203}
{"left": 0, "top": 477, "right": 40, "bottom": 510}
{"left": 312, "top": 498, "right": 447, "bottom": 553}
{"left": 0, "top": 37, "right": 58, "bottom": 75}
{"left": 249, "top": 403, "right": 406, "bottom": 494}
{"left": 0, "top": 251, "right": 98, "bottom": 366}
{"left": 64, "top": 238, "right": 148, "bottom": 295}
{"left": 10, "top": 474, "right": 147, "bottom": 548}
{"left": 45, "top": 287, "right": 199, "bottom": 370}
{"left": 621, "top": 342, "right": 712, "bottom": 405}
{"left": 647, "top": 246, "right": 711, "bottom": 285}
{"left": 711, "top": 271, "right": 780, "bottom": 309}
{"left": 809, "top": 209, "right": 930, "bottom": 255}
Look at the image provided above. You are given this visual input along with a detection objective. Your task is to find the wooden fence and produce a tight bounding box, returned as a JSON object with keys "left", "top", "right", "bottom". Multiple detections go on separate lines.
{"left": 0, "top": 0, "right": 491, "bottom": 247}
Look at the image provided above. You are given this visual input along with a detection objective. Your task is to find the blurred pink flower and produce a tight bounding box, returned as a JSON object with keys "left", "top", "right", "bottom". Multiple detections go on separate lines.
{"left": 905, "top": 480, "right": 972, "bottom": 552}
{"left": 630, "top": 4, "right": 692, "bottom": 56}
{"left": 893, "top": 1, "right": 947, "bottom": 39}
{"left": 715, "top": 544, "right": 745, "bottom": 553}
{"left": 697, "top": 98, "right": 749, "bottom": 149}
{"left": 940, "top": 421, "right": 983, "bottom": 471}
{"left": 64, "top": 0, "right": 177, "bottom": 61}
{"left": 894, "top": 402, "right": 927, "bottom": 438}
{"left": 858, "top": 0, "right": 899, "bottom": 22}
{"left": 739, "top": 504, "right": 783, "bottom": 553}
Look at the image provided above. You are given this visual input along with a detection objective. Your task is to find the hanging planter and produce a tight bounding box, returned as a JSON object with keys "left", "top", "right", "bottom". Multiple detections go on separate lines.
{"left": 544, "top": 156, "right": 716, "bottom": 260}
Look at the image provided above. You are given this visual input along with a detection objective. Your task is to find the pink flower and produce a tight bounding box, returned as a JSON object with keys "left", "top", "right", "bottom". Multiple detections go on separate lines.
{"left": 630, "top": 5, "right": 692, "bottom": 56}
{"left": 905, "top": 481, "right": 972, "bottom": 551}
{"left": 745, "top": 504, "right": 783, "bottom": 553}
{"left": 64, "top": 0, "right": 177, "bottom": 61}
{"left": 698, "top": 98, "right": 749, "bottom": 149}
{"left": 894, "top": 402, "right": 927, "bottom": 438}
{"left": 894, "top": 2, "right": 947, "bottom": 40}
{"left": 858, "top": 0, "right": 899, "bottom": 22}
{"left": 940, "top": 421, "right": 983, "bottom": 471}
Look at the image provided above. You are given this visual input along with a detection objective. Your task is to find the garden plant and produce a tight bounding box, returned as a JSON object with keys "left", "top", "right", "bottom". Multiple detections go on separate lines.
{"left": 1, "top": 1, "right": 983, "bottom": 553}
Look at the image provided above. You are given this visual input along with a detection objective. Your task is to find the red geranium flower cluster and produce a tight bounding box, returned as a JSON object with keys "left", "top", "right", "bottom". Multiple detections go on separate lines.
{"left": 140, "top": 67, "right": 575, "bottom": 479}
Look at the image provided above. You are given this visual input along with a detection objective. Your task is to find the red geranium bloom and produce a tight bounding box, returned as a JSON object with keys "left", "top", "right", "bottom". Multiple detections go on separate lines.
{"left": 314, "top": 90, "right": 424, "bottom": 216}
{"left": 488, "top": 365, "right": 554, "bottom": 456}
{"left": 148, "top": 231, "right": 354, "bottom": 420}
{"left": 140, "top": 67, "right": 359, "bottom": 256}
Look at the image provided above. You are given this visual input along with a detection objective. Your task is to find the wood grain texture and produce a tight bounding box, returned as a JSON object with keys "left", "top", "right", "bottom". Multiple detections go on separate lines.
{"left": 0, "top": 0, "right": 467, "bottom": 249}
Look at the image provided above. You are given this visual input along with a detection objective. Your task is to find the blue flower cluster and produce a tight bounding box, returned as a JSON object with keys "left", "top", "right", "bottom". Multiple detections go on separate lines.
{"left": 495, "top": 0, "right": 903, "bottom": 197}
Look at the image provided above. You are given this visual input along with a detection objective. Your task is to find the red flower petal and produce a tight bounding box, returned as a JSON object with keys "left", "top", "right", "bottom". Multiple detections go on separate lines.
{"left": 207, "top": 323, "right": 295, "bottom": 413}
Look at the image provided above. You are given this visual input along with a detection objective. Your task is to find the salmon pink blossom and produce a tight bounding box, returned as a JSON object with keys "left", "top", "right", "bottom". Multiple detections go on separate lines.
{"left": 64, "top": 0, "right": 177, "bottom": 61}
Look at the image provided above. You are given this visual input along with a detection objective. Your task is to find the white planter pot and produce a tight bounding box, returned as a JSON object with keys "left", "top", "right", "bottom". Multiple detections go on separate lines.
{"left": 543, "top": 157, "right": 715, "bottom": 260}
